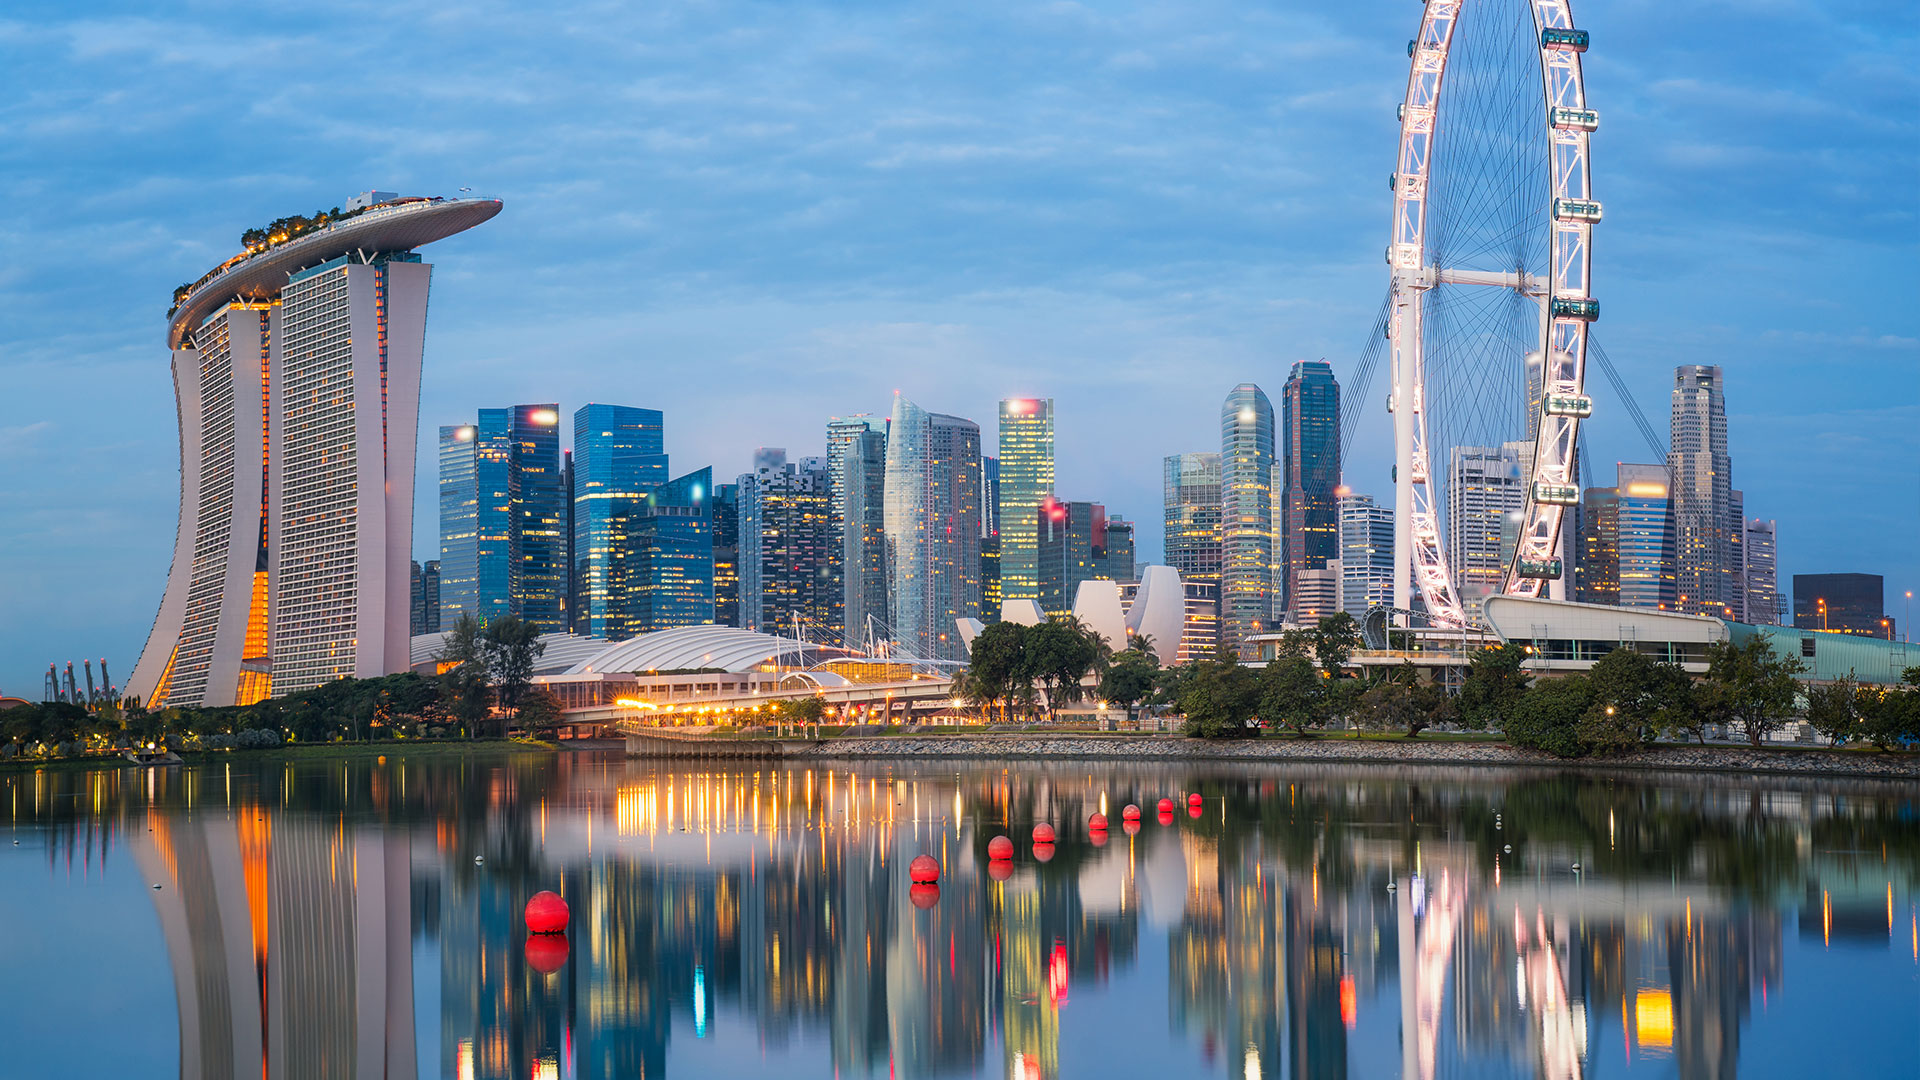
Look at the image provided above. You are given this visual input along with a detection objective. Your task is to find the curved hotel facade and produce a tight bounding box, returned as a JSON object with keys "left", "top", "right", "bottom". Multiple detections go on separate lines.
{"left": 130, "top": 195, "right": 501, "bottom": 708}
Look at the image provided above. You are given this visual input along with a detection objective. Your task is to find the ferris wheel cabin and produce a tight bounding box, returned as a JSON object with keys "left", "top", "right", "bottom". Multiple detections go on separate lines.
{"left": 1553, "top": 198, "right": 1604, "bottom": 224}
{"left": 1549, "top": 107, "right": 1600, "bottom": 133}
{"left": 1550, "top": 296, "right": 1600, "bottom": 322}
{"left": 1540, "top": 27, "right": 1589, "bottom": 52}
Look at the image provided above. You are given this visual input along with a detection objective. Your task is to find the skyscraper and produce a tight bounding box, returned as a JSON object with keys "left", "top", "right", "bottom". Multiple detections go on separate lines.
{"left": 1163, "top": 452, "right": 1223, "bottom": 589}
{"left": 626, "top": 466, "right": 715, "bottom": 630}
{"left": 131, "top": 193, "right": 500, "bottom": 708}
{"left": 996, "top": 399, "right": 1054, "bottom": 604}
{"left": 980, "top": 455, "right": 1001, "bottom": 620}
{"left": 841, "top": 427, "right": 889, "bottom": 648}
{"left": 436, "top": 404, "right": 566, "bottom": 631}
{"left": 1574, "top": 486, "right": 1620, "bottom": 607}
{"left": 571, "top": 403, "right": 697, "bottom": 641}
{"left": 1035, "top": 499, "right": 1130, "bottom": 617}
{"left": 1337, "top": 494, "right": 1394, "bottom": 617}
{"left": 884, "top": 396, "right": 982, "bottom": 661}
{"left": 712, "top": 482, "right": 741, "bottom": 627}
{"left": 1445, "top": 442, "right": 1530, "bottom": 622}
{"left": 1280, "top": 361, "right": 1340, "bottom": 622}
{"left": 1220, "top": 385, "right": 1276, "bottom": 654}
{"left": 1669, "top": 365, "right": 1738, "bottom": 618}
{"left": 1614, "top": 463, "right": 1677, "bottom": 611}
{"left": 1793, "top": 573, "right": 1889, "bottom": 637}
{"left": 738, "top": 451, "right": 835, "bottom": 634}
{"left": 827, "top": 415, "right": 885, "bottom": 635}
{"left": 410, "top": 560, "right": 441, "bottom": 636}
{"left": 1743, "top": 518, "right": 1781, "bottom": 625}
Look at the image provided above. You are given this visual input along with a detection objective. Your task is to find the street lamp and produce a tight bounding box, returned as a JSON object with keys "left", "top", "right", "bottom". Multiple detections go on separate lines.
{"left": 1817, "top": 598, "right": 1827, "bottom": 632}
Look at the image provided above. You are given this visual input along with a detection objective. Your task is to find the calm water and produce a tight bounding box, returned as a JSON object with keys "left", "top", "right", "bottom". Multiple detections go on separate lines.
{"left": 1, "top": 751, "right": 1914, "bottom": 1079}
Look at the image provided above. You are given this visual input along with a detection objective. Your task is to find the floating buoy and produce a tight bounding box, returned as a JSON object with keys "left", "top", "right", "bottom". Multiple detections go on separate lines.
{"left": 987, "top": 835, "right": 1014, "bottom": 861}
{"left": 988, "top": 859, "right": 1014, "bottom": 882}
{"left": 1033, "top": 823, "right": 1056, "bottom": 844}
{"left": 1188, "top": 793, "right": 1203, "bottom": 807}
{"left": 1571, "top": 863, "right": 1582, "bottom": 872}
{"left": 1157, "top": 798, "right": 1174, "bottom": 814}
{"left": 474, "top": 855, "right": 484, "bottom": 865}
{"left": 524, "top": 933, "right": 569, "bottom": 974}
{"left": 909, "top": 854, "right": 942, "bottom": 884}
{"left": 1121, "top": 804, "right": 1142, "bottom": 821}
{"left": 525, "top": 890, "right": 570, "bottom": 934}
{"left": 1033, "top": 842, "right": 1056, "bottom": 863}
{"left": 1503, "top": 844, "right": 1512, "bottom": 853}
{"left": 151, "top": 883, "right": 162, "bottom": 890}
{"left": 1088, "top": 813, "right": 1108, "bottom": 831}
{"left": 910, "top": 883, "right": 941, "bottom": 909}
{"left": 1386, "top": 881, "right": 1398, "bottom": 892}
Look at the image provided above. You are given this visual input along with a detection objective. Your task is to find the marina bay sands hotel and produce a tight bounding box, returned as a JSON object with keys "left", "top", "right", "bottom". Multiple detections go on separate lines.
{"left": 130, "top": 194, "right": 501, "bottom": 708}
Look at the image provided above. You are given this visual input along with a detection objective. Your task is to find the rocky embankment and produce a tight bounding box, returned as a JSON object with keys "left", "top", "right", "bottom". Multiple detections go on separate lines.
{"left": 787, "top": 734, "right": 1920, "bottom": 780}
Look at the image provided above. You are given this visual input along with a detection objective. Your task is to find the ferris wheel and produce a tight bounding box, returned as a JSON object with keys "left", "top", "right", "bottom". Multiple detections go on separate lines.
{"left": 1385, "top": 0, "right": 1598, "bottom": 626}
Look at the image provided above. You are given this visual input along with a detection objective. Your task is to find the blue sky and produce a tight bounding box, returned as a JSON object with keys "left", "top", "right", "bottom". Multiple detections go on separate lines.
{"left": 1, "top": 0, "right": 1915, "bottom": 695}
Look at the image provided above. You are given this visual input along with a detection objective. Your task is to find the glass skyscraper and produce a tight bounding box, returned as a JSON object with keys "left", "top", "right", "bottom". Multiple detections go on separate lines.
{"left": 884, "top": 395, "right": 982, "bottom": 661}
{"left": 436, "top": 404, "right": 565, "bottom": 632}
{"left": 841, "top": 427, "right": 889, "bottom": 648}
{"left": 571, "top": 404, "right": 669, "bottom": 640}
{"left": 1337, "top": 494, "right": 1393, "bottom": 617}
{"left": 1669, "top": 365, "right": 1739, "bottom": 618}
{"left": 827, "top": 415, "right": 886, "bottom": 637}
{"left": 712, "top": 482, "right": 741, "bottom": 628}
{"left": 1615, "top": 463, "right": 1677, "bottom": 611}
{"left": 1280, "top": 361, "right": 1340, "bottom": 622}
{"left": 738, "top": 451, "right": 835, "bottom": 635}
{"left": 996, "top": 399, "right": 1053, "bottom": 604}
{"left": 1220, "top": 385, "right": 1275, "bottom": 654}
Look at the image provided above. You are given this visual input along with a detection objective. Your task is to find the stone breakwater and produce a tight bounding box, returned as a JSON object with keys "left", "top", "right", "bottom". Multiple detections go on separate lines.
{"left": 788, "top": 735, "right": 1920, "bottom": 781}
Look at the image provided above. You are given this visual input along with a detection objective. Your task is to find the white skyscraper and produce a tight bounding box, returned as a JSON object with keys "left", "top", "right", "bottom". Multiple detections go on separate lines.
{"left": 1338, "top": 494, "right": 1395, "bottom": 617}
{"left": 131, "top": 195, "right": 500, "bottom": 707}
{"left": 1446, "top": 441, "right": 1530, "bottom": 623}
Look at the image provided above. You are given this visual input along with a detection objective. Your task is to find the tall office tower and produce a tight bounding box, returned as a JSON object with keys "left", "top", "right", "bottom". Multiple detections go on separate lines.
{"left": 1220, "top": 385, "right": 1276, "bottom": 654}
{"left": 570, "top": 404, "right": 667, "bottom": 639}
{"left": 1163, "top": 452, "right": 1224, "bottom": 588}
{"left": 1280, "top": 361, "right": 1341, "bottom": 621}
{"left": 737, "top": 451, "right": 835, "bottom": 634}
{"left": 1743, "top": 518, "right": 1781, "bottom": 625}
{"left": 1793, "top": 573, "right": 1889, "bottom": 637}
{"left": 409, "top": 560, "right": 441, "bottom": 636}
{"left": 980, "top": 455, "right": 1002, "bottom": 619}
{"left": 1035, "top": 498, "right": 1125, "bottom": 616}
{"left": 711, "top": 482, "right": 741, "bottom": 627}
{"left": 841, "top": 427, "right": 889, "bottom": 648}
{"left": 130, "top": 194, "right": 500, "bottom": 708}
{"left": 1728, "top": 489, "right": 1746, "bottom": 621}
{"left": 884, "top": 396, "right": 982, "bottom": 661}
{"left": 1337, "top": 494, "right": 1394, "bottom": 616}
{"left": 826, "top": 415, "right": 885, "bottom": 634}
{"left": 996, "top": 399, "right": 1054, "bottom": 604}
{"left": 436, "top": 404, "right": 565, "bottom": 631}
{"left": 1669, "top": 365, "right": 1739, "bottom": 617}
{"left": 1574, "top": 486, "right": 1620, "bottom": 606}
{"left": 1101, "top": 517, "right": 1136, "bottom": 582}
{"left": 626, "top": 466, "right": 715, "bottom": 630}
{"left": 1614, "top": 463, "right": 1677, "bottom": 610}
{"left": 1445, "top": 442, "right": 1529, "bottom": 622}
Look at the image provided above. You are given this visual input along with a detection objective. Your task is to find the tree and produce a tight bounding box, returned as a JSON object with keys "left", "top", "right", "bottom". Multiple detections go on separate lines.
{"left": 516, "top": 688, "right": 566, "bottom": 736}
{"left": 966, "top": 621, "right": 1029, "bottom": 722}
{"left": 1028, "top": 617, "right": 1101, "bottom": 716}
{"left": 1804, "top": 674, "right": 1865, "bottom": 747}
{"left": 1458, "top": 643, "right": 1531, "bottom": 730}
{"left": 1504, "top": 675, "right": 1596, "bottom": 757}
{"left": 483, "top": 616, "right": 546, "bottom": 734}
{"left": 778, "top": 696, "right": 826, "bottom": 733}
{"left": 1175, "top": 655, "right": 1260, "bottom": 738}
{"left": 439, "top": 613, "right": 493, "bottom": 737}
{"left": 1098, "top": 647, "right": 1160, "bottom": 725}
{"left": 1586, "top": 647, "right": 1692, "bottom": 747}
{"left": 1257, "top": 655, "right": 1322, "bottom": 737}
{"left": 1312, "top": 613, "right": 1360, "bottom": 677}
{"left": 1702, "top": 636, "right": 1805, "bottom": 747}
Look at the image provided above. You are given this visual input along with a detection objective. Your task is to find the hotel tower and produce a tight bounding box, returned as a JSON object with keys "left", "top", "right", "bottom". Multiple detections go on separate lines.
{"left": 129, "top": 193, "right": 501, "bottom": 707}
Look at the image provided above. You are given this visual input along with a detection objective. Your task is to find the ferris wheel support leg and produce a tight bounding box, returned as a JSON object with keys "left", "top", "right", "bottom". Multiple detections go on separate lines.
{"left": 1391, "top": 300, "right": 1417, "bottom": 624}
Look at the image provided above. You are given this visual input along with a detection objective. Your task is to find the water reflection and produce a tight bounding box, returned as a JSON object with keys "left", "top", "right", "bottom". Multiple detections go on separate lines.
{"left": 5, "top": 755, "right": 1914, "bottom": 1078}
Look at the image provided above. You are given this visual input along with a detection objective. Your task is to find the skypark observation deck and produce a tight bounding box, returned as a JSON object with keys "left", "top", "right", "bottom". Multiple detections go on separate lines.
{"left": 166, "top": 196, "right": 502, "bottom": 349}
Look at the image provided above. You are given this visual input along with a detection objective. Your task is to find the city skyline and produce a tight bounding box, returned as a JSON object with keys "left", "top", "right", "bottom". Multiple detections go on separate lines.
{"left": 2, "top": 2, "right": 1915, "bottom": 692}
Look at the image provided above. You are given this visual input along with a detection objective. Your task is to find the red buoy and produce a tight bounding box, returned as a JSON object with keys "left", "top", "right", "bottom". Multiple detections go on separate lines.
{"left": 988, "top": 859, "right": 1014, "bottom": 882}
{"left": 1188, "top": 792, "right": 1203, "bottom": 807}
{"left": 525, "top": 890, "right": 570, "bottom": 934}
{"left": 1157, "top": 797, "right": 1175, "bottom": 814}
{"left": 988, "top": 835, "right": 1014, "bottom": 861}
{"left": 910, "top": 883, "right": 940, "bottom": 909}
{"left": 1088, "top": 813, "right": 1109, "bottom": 831}
{"left": 1121, "top": 804, "right": 1142, "bottom": 821}
{"left": 1033, "top": 823, "right": 1056, "bottom": 844}
{"left": 524, "top": 933, "right": 569, "bottom": 974}
{"left": 1033, "top": 841, "right": 1056, "bottom": 863}
{"left": 909, "top": 854, "right": 942, "bottom": 884}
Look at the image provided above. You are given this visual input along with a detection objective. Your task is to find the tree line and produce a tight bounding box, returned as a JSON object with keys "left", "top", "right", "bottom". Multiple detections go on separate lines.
{"left": 1, "top": 615, "right": 563, "bottom": 760}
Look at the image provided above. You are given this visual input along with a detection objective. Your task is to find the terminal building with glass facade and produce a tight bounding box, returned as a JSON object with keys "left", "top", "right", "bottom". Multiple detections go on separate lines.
{"left": 130, "top": 194, "right": 500, "bottom": 708}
